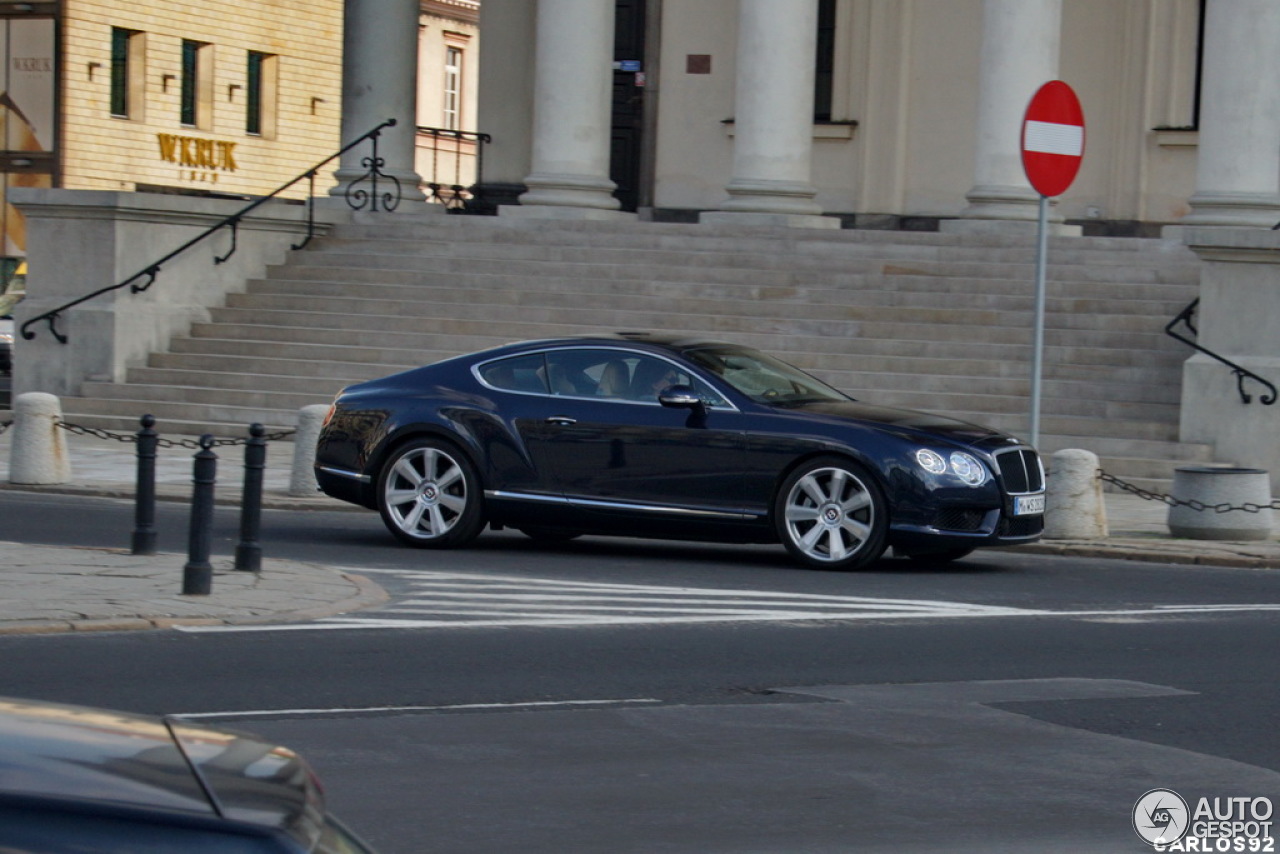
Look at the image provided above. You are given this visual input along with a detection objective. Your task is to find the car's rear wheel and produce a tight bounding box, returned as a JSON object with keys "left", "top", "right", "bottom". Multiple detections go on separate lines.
{"left": 775, "top": 456, "right": 887, "bottom": 570}
{"left": 376, "top": 438, "right": 484, "bottom": 548}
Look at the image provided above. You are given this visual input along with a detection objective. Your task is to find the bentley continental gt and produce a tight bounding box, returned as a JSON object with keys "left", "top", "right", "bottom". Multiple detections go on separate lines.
{"left": 314, "top": 334, "right": 1045, "bottom": 570}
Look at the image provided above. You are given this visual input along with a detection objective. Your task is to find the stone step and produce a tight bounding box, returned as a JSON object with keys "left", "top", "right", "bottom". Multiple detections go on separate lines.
{"left": 326, "top": 218, "right": 1201, "bottom": 270}
{"left": 303, "top": 238, "right": 1201, "bottom": 284}
{"left": 121, "top": 366, "right": 370, "bottom": 396}
{"left": 176, "top": 324, "right": 1183, "bottom": 373}
{"left": 75, "top": 381, "right": 329, "bottom": 416}
{"left": 224, "top": 289, "right": 1189, "bottom": 335}
{"left": 86, "top": 364, "right": 1181, "bottom": 429}
{"left": 278, "top": 250, "right": 1197, "bottom": 289}
{"left": 151, "top": 344, "right": 1182, "bottom": 398}
{"left": 203, "top": 306, "right": 1180, "bottom": 354}
{"left": 235, "top": 277, "right": 1192, "bottom": 320}
{"left": 147, "top": 350, "right": 421, "bottom": 380}
{"left": 58, "top": 397, "right": 303, "bottom": 435}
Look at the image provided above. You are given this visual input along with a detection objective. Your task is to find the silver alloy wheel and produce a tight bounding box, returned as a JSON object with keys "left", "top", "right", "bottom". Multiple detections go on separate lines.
{"left": 382, "top": 444, "right": 469, "bottom": 540}
{"left": 782, "top": 465, "right": 877, "bottom": 564}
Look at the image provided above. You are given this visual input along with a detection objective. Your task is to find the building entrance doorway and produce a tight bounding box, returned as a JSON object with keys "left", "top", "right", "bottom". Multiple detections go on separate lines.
{"left": 610, "top": 0, "right": 646, "bottom": 212}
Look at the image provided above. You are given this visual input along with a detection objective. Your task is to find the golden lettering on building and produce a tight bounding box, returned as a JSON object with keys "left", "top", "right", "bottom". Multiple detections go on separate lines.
{"left": 155, "top": 134, "right": 239, "bottom": 172}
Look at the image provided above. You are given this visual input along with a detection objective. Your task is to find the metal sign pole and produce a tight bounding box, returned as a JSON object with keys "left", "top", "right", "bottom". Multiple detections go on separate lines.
{"left": 1029, "top": 194, "right": 1049, "bottom": 448}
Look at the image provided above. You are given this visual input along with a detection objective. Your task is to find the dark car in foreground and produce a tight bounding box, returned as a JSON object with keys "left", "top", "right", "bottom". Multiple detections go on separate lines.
{"left": 0, "top": 696, "right": 375, "bottom": 853}
{"left": 315, "top": 333, "right": 1044, "bottom": 570}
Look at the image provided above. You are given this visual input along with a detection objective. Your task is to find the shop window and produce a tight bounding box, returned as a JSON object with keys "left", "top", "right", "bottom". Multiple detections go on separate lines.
{"left": 180, "top": 39, "right": 213, "bottom": 129}
{"left": 110, "top": 28, "right": 145, "bottom": 120}
{"left": 246, "top": 50, "right": 277, "bottom": 137}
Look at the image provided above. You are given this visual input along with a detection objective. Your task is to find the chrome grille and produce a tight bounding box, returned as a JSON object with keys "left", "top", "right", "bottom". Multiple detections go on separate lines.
{"left": 995, "top": 448, "right": 1043, "bottom": 494}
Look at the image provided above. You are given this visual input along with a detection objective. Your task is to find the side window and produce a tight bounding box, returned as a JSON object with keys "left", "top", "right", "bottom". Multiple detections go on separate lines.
{"left": 627, "top": 356, "right": 686, "bottom": 401}
{"left": 538, "top": 349, "right": 729, "bottom": 405}
{"left": 622, "top": 355, "right": 726, "bottom": 406}
{"left": 543, "top": 349, "right": 619, "bottom": 397}
{"left": 478, "top": 354, "right": 547, "bottom": 394}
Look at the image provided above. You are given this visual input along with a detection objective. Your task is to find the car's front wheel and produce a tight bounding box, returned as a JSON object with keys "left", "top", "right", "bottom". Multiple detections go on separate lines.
{"left": 376, "top": 438, "right": 484, "bottom": 548}
{"left": 774, "top": 456, "right": 887, "bottom": 570}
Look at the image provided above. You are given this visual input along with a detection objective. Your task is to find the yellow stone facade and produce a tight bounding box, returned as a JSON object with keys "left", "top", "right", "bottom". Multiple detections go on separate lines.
{"left": 59, "top": 0, "right": 344, "bottom": 198}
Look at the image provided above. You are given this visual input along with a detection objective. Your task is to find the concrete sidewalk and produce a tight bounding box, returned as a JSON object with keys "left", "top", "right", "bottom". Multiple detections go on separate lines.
{"left": 0, "top": 428, "right": 1277, "bottom": 636}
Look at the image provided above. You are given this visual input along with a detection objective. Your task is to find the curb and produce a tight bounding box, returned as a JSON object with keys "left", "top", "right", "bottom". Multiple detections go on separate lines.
{"left": 1014, "top": 542, "right": 1280, "bottom": 570}
{"left": 0, "top": 481, "right": 363, "bottom": 512}
{"left": 0, "top": 568, "right": 390, "bottom": 637}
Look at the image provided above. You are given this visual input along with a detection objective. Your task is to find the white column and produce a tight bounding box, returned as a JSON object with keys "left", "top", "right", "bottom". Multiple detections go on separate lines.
{"left": 1182, "top": 0, "right": 1280, "bottom": 227}
{"left": 702, "top": 0, "right": 835, "bottom": 229}
{"left": 512, "top": 0, "right": 623, "bottom": 216}
{"left": 950, "top": 0, "right": 1061, "bottom": 230}
{"left": 329, "top": 0, "right": 426, "bottom": 206}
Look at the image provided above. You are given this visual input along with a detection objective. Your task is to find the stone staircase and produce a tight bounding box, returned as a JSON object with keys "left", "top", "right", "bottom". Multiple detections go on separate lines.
{"left": 57, "top": 214, "right": 1211, "bottom": 491}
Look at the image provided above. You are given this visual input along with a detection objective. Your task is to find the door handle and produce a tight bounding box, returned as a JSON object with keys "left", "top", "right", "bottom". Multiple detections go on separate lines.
{"left": 546, "top": 416, "right": 577, "bottom": 426}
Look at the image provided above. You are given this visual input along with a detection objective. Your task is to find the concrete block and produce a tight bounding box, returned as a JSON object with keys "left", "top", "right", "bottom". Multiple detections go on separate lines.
{"left": 290, "top": 404, "right": 330, "bottom": 496}
{"left": 1043, "top": 449, "right": 1108, "bottom": 540}
{"left": 9, "top": 392, "right": 72, "bottom": 485}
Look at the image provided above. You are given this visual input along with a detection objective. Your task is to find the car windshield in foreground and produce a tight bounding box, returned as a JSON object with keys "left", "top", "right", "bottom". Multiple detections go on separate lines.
{"left": 683, "top": 346, "right": 849, "bottom": 405}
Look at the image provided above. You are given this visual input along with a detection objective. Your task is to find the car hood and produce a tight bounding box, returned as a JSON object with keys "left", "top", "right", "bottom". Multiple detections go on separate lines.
{"left": 772, "top": 399, "right": 1015, "bottom": 447}
{"left": 0, "top": 697, "right": 326, "bottom": 848}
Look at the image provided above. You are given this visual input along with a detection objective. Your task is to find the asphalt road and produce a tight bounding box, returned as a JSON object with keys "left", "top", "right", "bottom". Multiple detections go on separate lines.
{"left": 2, "top": 492, "right": 1279, "bottom": 852}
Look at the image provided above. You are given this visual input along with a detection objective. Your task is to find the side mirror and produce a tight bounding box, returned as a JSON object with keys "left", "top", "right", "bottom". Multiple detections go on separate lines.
{"left": 658, "top": 385, "right": 707, "bottom": 425}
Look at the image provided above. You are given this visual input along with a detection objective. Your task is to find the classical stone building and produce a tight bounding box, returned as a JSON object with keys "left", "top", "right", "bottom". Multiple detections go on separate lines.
{"left": 474, "top": 0, "right": 1278, "bottom": 236}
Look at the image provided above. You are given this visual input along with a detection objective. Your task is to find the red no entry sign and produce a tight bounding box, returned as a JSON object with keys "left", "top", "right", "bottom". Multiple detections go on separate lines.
{"left": 1021, "top": 80, "right": 1085, "bottom": 198}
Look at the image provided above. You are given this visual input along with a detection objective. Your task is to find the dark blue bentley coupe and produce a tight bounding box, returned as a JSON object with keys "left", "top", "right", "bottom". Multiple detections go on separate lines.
{"left": 314, "top": 333, "right": 1044, "bottom": 570}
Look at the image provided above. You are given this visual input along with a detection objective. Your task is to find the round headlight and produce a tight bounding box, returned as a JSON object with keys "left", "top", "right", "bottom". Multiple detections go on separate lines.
{"left": 915, "top": 449, "right": 947, "bottom": 474}
{"left": 949, "top": 452, "right": 988, "bottom": 486}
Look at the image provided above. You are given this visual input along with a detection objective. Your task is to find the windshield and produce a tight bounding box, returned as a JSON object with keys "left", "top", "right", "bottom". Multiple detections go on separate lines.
{"left": 683, "top": 346, "right": 849, "bottom": 405}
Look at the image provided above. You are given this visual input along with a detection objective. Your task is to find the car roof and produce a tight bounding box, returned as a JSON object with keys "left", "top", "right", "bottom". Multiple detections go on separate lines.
{"left": 0, "top": 696, "right": 321, "bottom": 841}
{"left": 486, "top": 332, "right": 739, "bottom": 358}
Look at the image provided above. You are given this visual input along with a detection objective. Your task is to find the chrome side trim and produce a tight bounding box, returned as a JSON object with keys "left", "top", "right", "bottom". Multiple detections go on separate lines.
{"left": 485, "top": 490, "right": 568, "bottom": 505}
{"left": 485, "top": 490, "right": 758, "bottom": 520}
{"left": 316, "top": 465, "right": 371, "bottom": 484}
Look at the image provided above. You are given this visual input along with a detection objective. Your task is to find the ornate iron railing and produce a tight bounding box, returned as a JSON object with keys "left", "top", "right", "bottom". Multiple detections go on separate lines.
{"left": 415, "top": 125, "right": 491, "bottom": 211}
{"left": 1165, "top": 298, "right": 1277, "bottom": 405}
{"left": 22, "top": 119, "right": 402, "bottom": 344}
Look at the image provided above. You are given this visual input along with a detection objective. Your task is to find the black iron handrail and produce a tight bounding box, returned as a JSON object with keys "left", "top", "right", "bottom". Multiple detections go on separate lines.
{"left": 415, "top": 125, "right": 491, "bottom": 211}
{"left": 22, "top": 118, "right": 402, "bottom": 344}
{"left": 1165, "top": 297, "right": 1277, "bottom": 405}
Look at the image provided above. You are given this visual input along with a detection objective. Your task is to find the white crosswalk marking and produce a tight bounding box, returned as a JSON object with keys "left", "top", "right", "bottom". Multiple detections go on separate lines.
{"left": 183, "top": 569, "right": 1038, "bottom": 633}
{"left": 177, "top": 569, "right": 1280, "bottom": 634}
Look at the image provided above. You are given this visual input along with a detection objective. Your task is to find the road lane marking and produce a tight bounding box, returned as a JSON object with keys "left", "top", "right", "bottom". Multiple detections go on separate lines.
{"left": 173, "top": 697, "right": 664, "bottom": 720}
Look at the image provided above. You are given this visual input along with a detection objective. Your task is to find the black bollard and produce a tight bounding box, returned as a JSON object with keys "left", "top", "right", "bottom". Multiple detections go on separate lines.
{"left": 182, "top": 435, "right": 217, "bottom": 596}
{"left": 132, "top": 414, "right": 158, "bottom": 555}
{"left": 235, "top": 423, "right": 266, "bottom": 572}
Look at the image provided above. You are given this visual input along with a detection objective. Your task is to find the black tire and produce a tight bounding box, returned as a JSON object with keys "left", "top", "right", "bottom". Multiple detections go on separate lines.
{"left": 376, "top": 437, "right": 485, "bottom": 548}
{"left": 518, "top": 526, "right": 583, "bottom": 543}
{"left": 774, "top": 456, "right": 888, "bottom": 571}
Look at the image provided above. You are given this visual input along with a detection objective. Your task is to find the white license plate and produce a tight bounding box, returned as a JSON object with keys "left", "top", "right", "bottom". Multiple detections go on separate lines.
{"left": 1014, "top": 493, "right": 1046, "bottom": 516}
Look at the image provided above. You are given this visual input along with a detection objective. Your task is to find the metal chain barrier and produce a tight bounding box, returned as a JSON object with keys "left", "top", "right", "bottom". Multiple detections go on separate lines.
{"left": 1098, "top": 468, "right": 1280, "bottom": 515}
{"left": 54, "top": 420, "right": 295, "bottom": 448}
